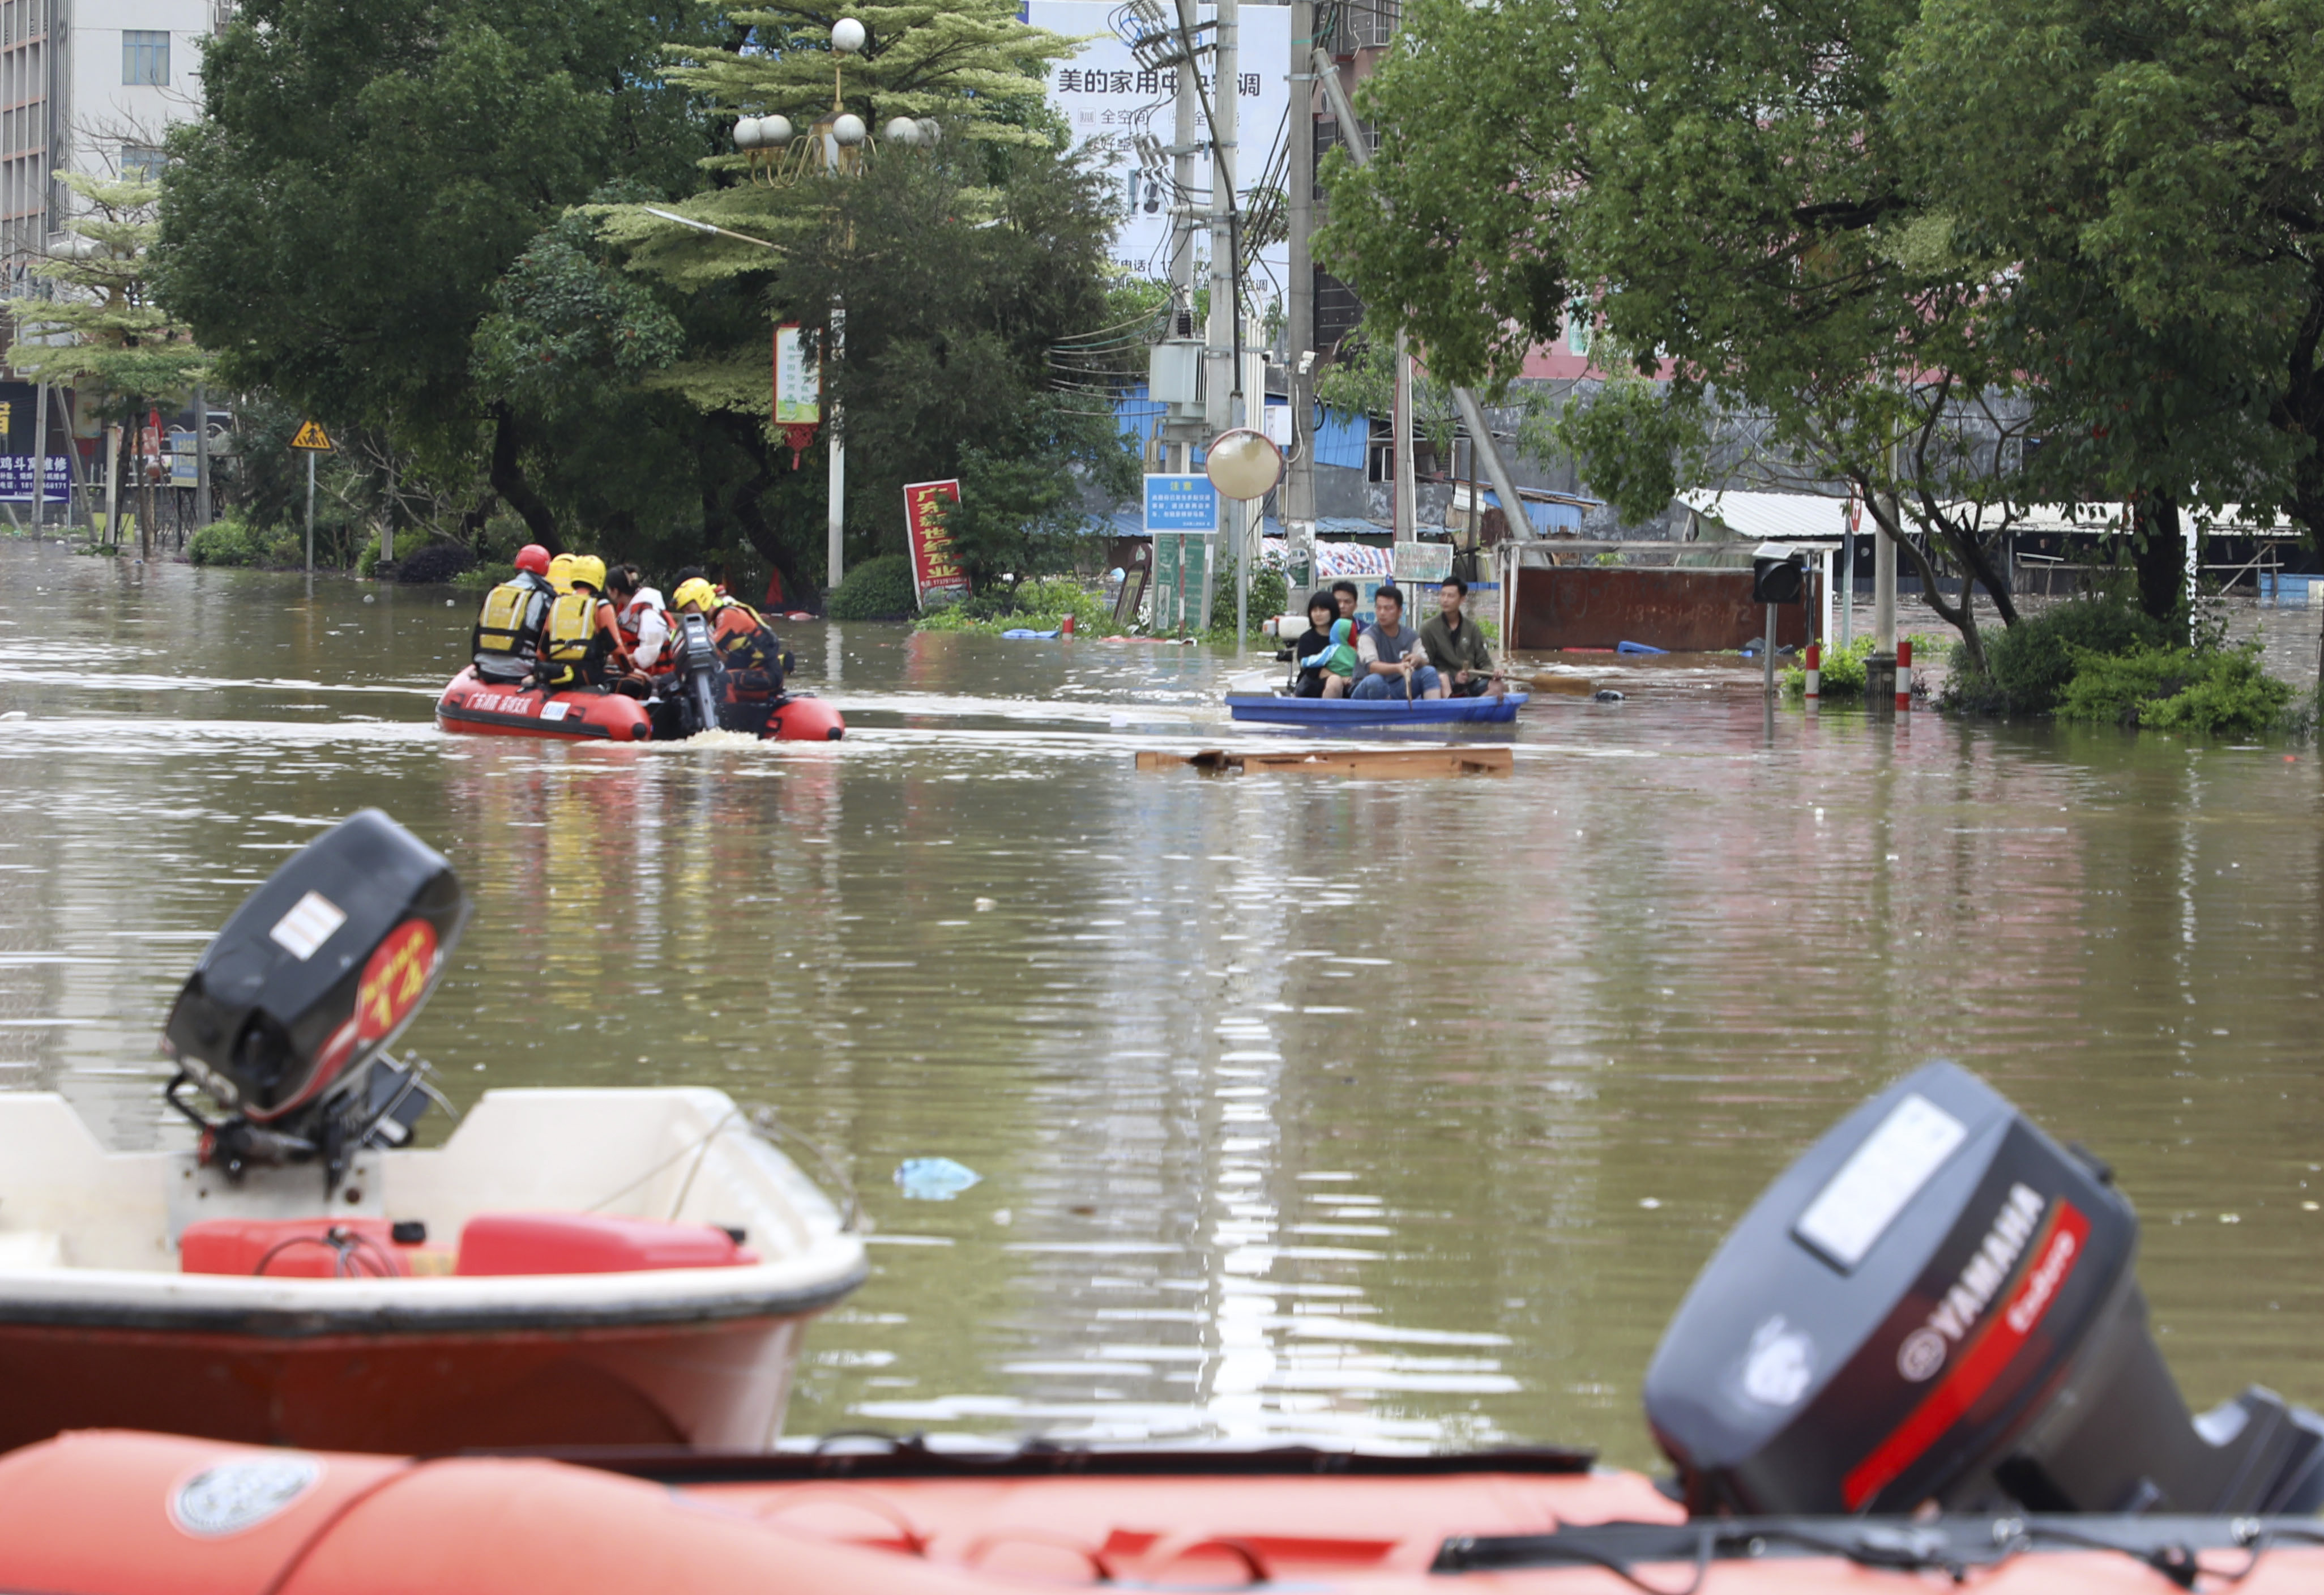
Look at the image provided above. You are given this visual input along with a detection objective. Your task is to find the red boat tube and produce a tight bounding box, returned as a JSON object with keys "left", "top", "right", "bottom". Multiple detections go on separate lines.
{"left": 7, "top": 1430, "right": 2324, "bottom": 1595}
{"left": 435, "top": 669, "right": 843, "bottom": 743}
{"left": 765, "top": 694, "right": 845, "bottom": 742}
{"left": 435, "top": 669, "right": 652, "bottom": 741}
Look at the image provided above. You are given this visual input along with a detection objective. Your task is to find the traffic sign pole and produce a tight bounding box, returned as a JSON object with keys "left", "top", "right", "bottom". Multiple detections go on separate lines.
{"left": 305, "top": 450, "right": 315, "bottom": 574}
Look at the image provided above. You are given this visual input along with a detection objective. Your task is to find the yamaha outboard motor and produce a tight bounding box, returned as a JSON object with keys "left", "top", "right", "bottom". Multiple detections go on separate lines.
{"left": 163, "top": 809, "right": 469, "bottom": 1192}
{"left": 1644, "top": 1061, "right": 2324, "bottom": 1518}
{"left": 670, "top": 610, "right": 724, "bottom": 738}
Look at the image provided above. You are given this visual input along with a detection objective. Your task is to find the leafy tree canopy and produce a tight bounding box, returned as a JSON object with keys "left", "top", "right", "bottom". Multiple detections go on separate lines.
{"left": 152, "top": 0, "right": 705, "bottom": 479}
{"left": 15, "top": 172, "right": 207, "bottom": 404}
{"left": 1318, "top": 0, "right": 2324, "bottom": 660}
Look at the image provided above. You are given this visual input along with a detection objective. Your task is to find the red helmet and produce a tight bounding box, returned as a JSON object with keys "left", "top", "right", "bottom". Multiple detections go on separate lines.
{"left": 514, "top": 544, "right": 551, "bottom": 575}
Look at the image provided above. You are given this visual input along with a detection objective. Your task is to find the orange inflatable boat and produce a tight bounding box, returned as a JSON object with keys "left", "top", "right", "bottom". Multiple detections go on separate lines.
{"left": 435, "top": 668, "right": 845, "bottom": 742}
{"left": 2, "top": 1428, "right": 2321, "bottom": 1594}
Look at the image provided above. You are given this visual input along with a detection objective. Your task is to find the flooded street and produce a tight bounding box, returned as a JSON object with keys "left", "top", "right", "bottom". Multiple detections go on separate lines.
{"left": 1, "top": 542, "right": 2318, "bottom": 1471}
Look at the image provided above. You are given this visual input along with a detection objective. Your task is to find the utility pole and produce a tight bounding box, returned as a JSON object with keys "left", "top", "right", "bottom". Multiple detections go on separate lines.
{"left": 194, "top": 381, "right": 210, "bottom": 530}
{"left": 1169, "top": 0, "right": 1199, "bottom": 482}
{"left": 104, "top": 422, "right": 119, "bottom": 548}
{"left": 1393, "top": 329, "right": 1415, "bottom": 539}
{"left": 30, "top": 382, "right": 45, "bottom": 541}
{"left": 1203, "top": 0, "right": 1238, "bottom": 635}
{"left": 1284, "top": 0, "right": 1316, "bottom": 587}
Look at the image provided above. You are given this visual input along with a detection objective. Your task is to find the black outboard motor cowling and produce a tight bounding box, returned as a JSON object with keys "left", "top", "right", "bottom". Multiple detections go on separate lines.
{"left": 1643, "top": 1061, "right": 2324, "bottom": 1519}
{"left": 674, "top": 611, "right": 724, "bottom": 737}
{"left": 164, "top": 810, "right": 468, "bottom": 1131}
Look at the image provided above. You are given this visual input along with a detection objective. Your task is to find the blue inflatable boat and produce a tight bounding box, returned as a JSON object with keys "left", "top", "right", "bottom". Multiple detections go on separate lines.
{"left": 1224, "top": 691, "right": 1527, "bottom": 727}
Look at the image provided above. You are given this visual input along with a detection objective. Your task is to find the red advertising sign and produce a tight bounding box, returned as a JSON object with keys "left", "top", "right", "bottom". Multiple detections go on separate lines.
{"left": 903, "top": 479, "right": 969, "bottom": 608}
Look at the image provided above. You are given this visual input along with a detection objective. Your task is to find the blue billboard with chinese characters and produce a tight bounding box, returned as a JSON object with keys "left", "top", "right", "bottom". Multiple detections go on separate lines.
{"left": 1143, "top": 474, "right": 1217, "bottom": 536}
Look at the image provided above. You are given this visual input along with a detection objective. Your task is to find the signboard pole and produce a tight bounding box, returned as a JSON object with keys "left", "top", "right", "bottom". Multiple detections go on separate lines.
{"left": 305, "top": 450, "right": 315, "bottom": 574}
{"left": 29, "top": 383, "right": 44, "bottom": 542}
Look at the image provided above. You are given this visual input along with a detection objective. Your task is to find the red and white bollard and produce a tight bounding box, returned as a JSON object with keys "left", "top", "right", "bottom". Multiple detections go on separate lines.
{"left": 1895, "top": 638, "right": 1912, "bottom": 712}
{"left": 1061, "top": 612, "right": 1076, "bottom": 636}
{"left": 1803, "top": 642, "right": 1821, "bottom": 702}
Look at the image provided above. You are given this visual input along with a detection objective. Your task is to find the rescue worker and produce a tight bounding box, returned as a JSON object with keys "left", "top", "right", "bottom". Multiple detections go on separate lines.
{"left": 672, "top": 576, "right": 785, "bottom": 733}
{"left": 546, "top": 552, "right": 579, "bottom": 595}
{"left": 533, "top": 556, "right": 631, "bottom": 691}
{"left": 469, "top": 543, "right": 556, "bottom": 683}
{"left": 605, "top": 564, "right": 670, "bottom": 678}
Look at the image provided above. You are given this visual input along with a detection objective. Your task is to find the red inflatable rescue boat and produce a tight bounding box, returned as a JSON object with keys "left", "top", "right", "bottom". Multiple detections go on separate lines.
{"left": 5, "top": 1428, "right": 2323, "bottom": 1595}
{"left": 434, "top": 667, "right": 844, "bottom": 741}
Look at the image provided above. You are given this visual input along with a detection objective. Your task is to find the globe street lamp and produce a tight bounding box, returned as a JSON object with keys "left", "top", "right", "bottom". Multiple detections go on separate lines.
{"left": 714, "top": 17, "right": 938, "bottom": 597}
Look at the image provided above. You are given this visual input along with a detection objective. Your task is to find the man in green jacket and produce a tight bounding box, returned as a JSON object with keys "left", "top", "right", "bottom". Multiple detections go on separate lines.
{"left": 1419, "top": 578, "right": 1503, "bottom": 698}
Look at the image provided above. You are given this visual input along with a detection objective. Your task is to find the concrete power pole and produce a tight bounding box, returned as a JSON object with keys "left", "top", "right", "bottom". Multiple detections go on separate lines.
{"left": 1284, "top": 0, "right": 1316, "bottom": 586}
{"left": 1202, "top": 0, "right": 1238, "bottom": 634}
{"left": 1170, "top": 0, "right": 1199, "bottom": 481}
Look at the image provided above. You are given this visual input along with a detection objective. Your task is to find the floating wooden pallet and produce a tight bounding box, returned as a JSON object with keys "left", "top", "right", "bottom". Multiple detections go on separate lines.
{"left": 1135, "top": 746, "right": 1514, "bottom": 778}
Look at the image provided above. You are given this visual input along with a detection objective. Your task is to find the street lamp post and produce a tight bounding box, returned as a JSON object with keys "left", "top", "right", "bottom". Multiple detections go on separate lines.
{"left": 653, "top": 20, "right": 938, "bottom": 611}
{"left": 726, "top": 19, "right": 900, "bottom": 602}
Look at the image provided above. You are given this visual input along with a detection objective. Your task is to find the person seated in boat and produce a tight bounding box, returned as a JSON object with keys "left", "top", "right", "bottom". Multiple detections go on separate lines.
{"left": 605, "top": 563, "right": 670, "bottom": 683}
{"left": 1331, "top": 580, "right": 1366, "bottom": 643}
{"left": 1419, "top": 577, "right": 1505, "bottom": 699}
{"left": 1292, "top": 592, "right": 1348, "bottom": 697}
{"left": 533, "top": 557, "right": 631, "bottom": 692}
{"left": 1351, "top": 585, "right": 1444, "bottom": 700}
{"left": 673, "top": 577, "right": 787, "bottom": 733}
{"left": 469, "top": 544, "right": 556, "bottom": 684}
{"left": 1299, "top": 617, "right": 1358, "bottom": 698}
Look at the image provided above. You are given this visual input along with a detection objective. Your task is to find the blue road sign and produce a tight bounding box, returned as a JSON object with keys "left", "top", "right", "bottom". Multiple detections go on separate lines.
{"left": 1143, "top": 474, "right": 1217, "bottom": 535}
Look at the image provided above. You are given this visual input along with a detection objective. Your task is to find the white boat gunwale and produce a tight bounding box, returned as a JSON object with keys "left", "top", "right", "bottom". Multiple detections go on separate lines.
{"left": 0, "top": 1085, "right": 869, "bottom": 1340}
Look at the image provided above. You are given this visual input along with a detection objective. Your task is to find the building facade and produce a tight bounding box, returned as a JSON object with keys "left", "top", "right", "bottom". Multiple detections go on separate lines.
{"left": 2, "top": 0, "right": 217, "bottom": 287}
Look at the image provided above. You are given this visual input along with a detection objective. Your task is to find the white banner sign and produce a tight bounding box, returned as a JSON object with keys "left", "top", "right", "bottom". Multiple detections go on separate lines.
{"left": 1029, "top": 1, "right": 1292, "bottom": 302}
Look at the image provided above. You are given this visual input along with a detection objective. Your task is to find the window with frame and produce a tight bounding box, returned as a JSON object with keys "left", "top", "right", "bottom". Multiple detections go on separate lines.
{"left": 121, "top": 145, "right": 166, "bottom": 181}
{"left": 123, "top": 30, "right": 169, "bottom": 86}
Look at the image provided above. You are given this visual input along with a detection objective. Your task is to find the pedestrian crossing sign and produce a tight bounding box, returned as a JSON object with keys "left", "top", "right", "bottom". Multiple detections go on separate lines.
{"left": 290, "top": 420, "right": 334, "bottom": 451}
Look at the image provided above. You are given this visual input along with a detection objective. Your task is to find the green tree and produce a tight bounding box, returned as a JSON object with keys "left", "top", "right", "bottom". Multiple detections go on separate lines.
{"left": 1318, "top": 0, "right": 2050, "bottom": 667}
{"left": 591, "top": 0, "right": 1129, "bottom": 588}
{"left": 152, "top": 0, "right": 706, "bottom": 548}
{"left": 1892, "top": 0, "right": 2322, "bottom": 618}
{"left": 14, "top": 171, "right": 210, "bottom": 552}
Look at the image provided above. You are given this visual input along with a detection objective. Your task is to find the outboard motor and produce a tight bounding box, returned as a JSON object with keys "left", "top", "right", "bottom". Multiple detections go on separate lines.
{"left": 672, "top": 610, "right": 724, "bottom": 737}
{"left": 1644, "top": 1061, "right": 2324, "bottom": 1518}
{"left": 162, "top": 809, "right": 469, "bottom": 1193}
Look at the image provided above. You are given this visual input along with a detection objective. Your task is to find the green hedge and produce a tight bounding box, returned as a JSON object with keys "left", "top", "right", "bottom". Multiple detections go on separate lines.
{"left": 2057, "top": 642, "right": 2293, "bottom": 736}
{"left": 828, "top": 553, "right": 919, "bottom": 621}
{"left": 186, "top": 515, "right": 302, "bottom": 569}
{"left": 1946, "top": 596, "right": 2167, "bottom": 715}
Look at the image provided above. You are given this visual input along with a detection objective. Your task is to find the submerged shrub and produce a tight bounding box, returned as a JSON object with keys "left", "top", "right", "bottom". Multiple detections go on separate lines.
{"left": 828, "top": 553, "right": 919, "bottom": 621}
{"left": 396, "top": 541, "right": 477, "bottom": 585}
{"left": 2058, "top": 642, "right": 2292, "bottom": 736}
{"left": 1946, "top": 595, "right": 2167, "bottom": 714}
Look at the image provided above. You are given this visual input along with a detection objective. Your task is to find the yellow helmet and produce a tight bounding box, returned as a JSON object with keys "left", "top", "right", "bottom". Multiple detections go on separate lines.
{"left": 545, "top": 552, "right": 577, "bottom": 594}
{"left": 571, "top": 555, "right": 608, "bottom": 592}
{"left": 673, "top": 577, "right": 720, "bottom": 613}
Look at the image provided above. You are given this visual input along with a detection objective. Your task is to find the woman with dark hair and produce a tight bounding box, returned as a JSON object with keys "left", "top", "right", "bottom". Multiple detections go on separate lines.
{"left": 1289, "top": 591, "right": 1341, "bottom": 697}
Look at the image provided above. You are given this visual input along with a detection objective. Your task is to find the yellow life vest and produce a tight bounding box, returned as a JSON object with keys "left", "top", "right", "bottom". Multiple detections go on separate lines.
{"left": 473, "top": 579, "right": 547, "bottom": 669}
{"left": 540, "top": 591, "right": 599, "bottom": 666}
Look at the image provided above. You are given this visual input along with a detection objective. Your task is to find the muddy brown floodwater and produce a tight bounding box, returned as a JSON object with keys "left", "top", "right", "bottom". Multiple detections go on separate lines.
{"left": 0, "top": 544, "right": 2317, "bottom": 1469}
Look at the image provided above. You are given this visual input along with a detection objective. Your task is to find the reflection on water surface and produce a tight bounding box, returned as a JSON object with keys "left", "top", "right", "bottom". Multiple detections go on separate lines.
{"left": 0, "top": 545, "right": 2317, "bottom": 1466}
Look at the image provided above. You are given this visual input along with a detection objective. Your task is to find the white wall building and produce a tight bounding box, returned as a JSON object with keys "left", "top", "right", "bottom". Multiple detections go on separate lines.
{"left": 1, "top": 0, "right": 219, "bottom": 285}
